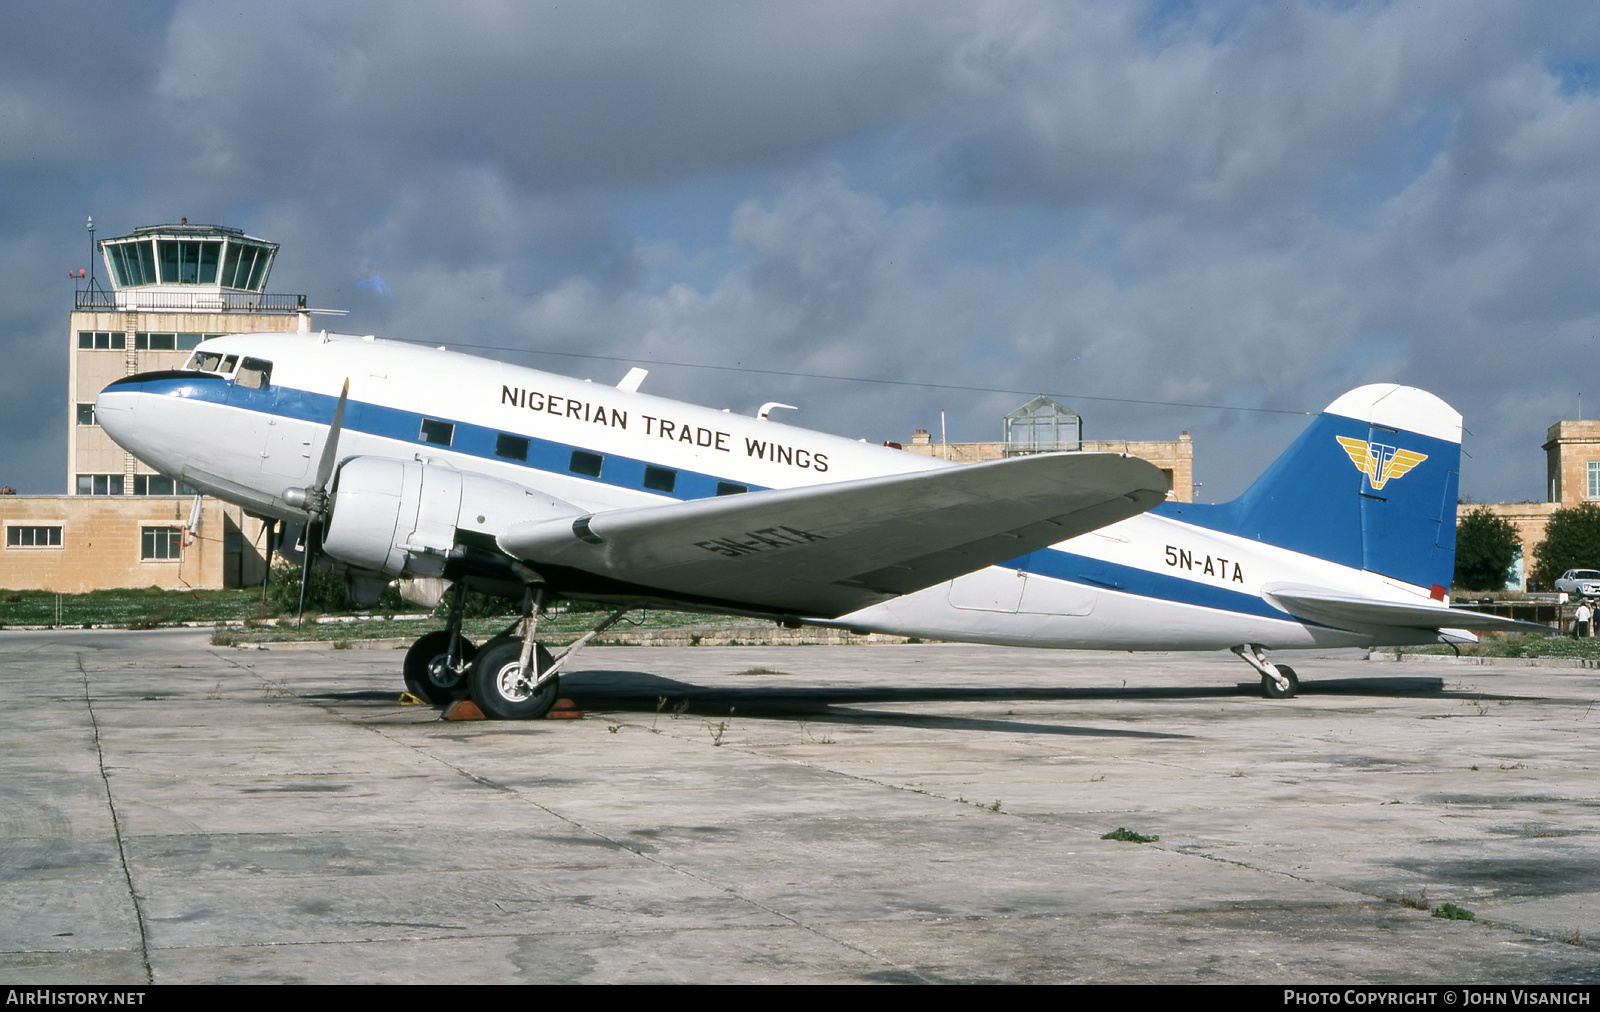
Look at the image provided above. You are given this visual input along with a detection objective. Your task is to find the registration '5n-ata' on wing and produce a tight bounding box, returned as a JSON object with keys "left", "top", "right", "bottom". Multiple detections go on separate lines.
{"left": 95, "top": 332, "right": 1540, "bottom": 718}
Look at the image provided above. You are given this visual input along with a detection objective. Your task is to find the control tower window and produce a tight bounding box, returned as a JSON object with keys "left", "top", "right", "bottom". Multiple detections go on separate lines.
{"left": 107, "top": 240, "right": 157, "bottom": 287}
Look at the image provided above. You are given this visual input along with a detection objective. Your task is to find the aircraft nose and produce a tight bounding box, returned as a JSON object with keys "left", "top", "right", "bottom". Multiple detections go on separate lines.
{"left": 95, "top": 385, "right": 140, "bottom": 444}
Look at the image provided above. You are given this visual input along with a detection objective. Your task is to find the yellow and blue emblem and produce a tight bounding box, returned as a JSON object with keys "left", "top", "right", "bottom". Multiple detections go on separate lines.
{"left": 1336, "top": 436, "right": 1427, "bottom": 491}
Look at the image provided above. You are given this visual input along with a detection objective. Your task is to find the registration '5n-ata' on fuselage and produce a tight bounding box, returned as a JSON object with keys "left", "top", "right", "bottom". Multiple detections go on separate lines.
{"left": 95, "top": 332, "right": 1538, "bottom": 718}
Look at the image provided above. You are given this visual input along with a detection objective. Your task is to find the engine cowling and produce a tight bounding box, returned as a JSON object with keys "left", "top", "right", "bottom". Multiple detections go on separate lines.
{"left": 320, "top": 456, "right": 578, "bottom": 579}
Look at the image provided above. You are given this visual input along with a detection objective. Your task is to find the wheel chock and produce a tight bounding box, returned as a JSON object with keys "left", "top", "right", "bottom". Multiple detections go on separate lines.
{"left": 546, "top": 698, "right": 583, "bottom": 719}
{"left": 443, "top": 699, "right": 486, "bottom": 721}
{"left": 398, "top": 692, "right": 426, "bottom": 706}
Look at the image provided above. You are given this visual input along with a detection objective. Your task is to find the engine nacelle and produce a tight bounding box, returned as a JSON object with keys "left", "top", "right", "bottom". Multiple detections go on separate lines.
{"left": 321, "top": 456, "right": 578, "bottom": 579}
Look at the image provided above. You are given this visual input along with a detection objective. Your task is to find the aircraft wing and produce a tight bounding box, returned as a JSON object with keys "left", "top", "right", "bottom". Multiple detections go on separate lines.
{"left": 1264, "top": 587, "right": 1554, "bottom": 635}
{"left": 498, "top": 452, "right": 1169, "bottom": 618}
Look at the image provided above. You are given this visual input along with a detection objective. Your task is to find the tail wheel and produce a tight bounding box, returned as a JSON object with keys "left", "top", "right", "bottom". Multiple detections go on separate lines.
{"left": 469, "top": 639, "right": 558, "bottom": 719}
{"left": 403, "top": 631, "right": 477, "bottom": 705}
{"left": 1261, "top": 664, "right": 1299, "bottom": 699}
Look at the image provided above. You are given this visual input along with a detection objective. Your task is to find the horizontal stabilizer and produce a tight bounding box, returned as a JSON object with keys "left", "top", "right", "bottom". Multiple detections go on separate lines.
{"left": 499, "top": 453, "right": 1169, "bottom": 618}
{"left": 1265, "top": 587, "right": 1553, "bottom": 635}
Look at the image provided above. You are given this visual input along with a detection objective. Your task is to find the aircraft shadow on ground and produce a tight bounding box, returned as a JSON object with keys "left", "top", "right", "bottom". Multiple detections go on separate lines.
{"left": 302, "top": 672, "right": 1477, "bottom": 740}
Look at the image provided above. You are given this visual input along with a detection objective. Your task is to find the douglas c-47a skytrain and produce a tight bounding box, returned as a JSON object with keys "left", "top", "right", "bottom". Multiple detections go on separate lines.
{"left": 95, "top": 332, "right": 1540, "bottom": 718}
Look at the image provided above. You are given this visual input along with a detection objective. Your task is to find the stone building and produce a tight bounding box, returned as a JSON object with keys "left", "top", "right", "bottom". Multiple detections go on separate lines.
{"left": 1470, "top": 420, "right": 1600, "bottom": 589}
{"left": 1, "top": 222, "right": 309, "bottom": 593}
{"left": 900, "top": 395, "right": 1195, "bottom": 502}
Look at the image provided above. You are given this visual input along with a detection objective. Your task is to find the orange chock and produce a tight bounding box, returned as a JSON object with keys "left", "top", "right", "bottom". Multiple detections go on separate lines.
{"left": 443, "top": 699, "right": 486, "bottom": 721}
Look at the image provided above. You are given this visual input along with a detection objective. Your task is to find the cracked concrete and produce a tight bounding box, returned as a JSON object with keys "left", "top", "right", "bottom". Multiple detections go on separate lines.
{"left": 2, "top": 628, "right": 1598, "bottom": 983}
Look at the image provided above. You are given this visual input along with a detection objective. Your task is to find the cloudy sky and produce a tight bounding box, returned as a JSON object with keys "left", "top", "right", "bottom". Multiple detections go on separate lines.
{"left": 4, "top": 1, "right": 1599, "bottom": 503}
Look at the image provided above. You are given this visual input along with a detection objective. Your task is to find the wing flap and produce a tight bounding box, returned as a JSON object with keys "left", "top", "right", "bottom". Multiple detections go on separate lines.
{"left": 1266, "top": 587, "right": 1553, "bottom": 635}
{"left": 499, "top": 452, "right": 1168, "bottom": 618}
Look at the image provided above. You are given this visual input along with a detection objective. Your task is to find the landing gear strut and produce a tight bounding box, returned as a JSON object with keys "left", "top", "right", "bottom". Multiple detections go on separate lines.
{"left": 403, "top": 582, "right": 476, "bottom": 704}
{"left": 466, "top": 585, "right": 633, "bottom": 720}
{"left": 1231, "top": 643, "right": 1298, "bottom": 699}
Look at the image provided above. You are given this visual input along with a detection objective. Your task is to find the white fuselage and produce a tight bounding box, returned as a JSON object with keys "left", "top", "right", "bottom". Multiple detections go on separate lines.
{"left": 98, "top": 333, "right": 1448, "bottom": 652}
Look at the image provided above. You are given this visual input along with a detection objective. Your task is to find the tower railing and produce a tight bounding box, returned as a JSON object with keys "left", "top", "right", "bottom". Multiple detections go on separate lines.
{"left": 74, "top": 289, "right": 307, "bottom": 313}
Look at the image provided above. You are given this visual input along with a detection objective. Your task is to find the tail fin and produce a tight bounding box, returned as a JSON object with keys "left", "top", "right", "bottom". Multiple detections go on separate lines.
{"left": 1167, "top": 385, "right": 1461, "bottom": 593}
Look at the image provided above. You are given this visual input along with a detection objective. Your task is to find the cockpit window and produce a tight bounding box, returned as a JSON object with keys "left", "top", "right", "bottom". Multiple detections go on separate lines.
{"left": 186, "top": 351, "right": 224, "bottom": 372}
{"left": 235, "top": 357, "right": 272, "bottom": 390}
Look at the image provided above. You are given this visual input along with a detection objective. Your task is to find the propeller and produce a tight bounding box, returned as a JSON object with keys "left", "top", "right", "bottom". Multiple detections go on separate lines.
{"left": 283, "top": 379, "right": 350, "bottom": 621}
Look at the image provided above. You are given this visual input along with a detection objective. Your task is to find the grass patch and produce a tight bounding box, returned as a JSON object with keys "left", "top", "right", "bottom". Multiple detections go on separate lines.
{"left": 1397, "top": 888, "right": 1430, "bottom": 910}
{"left": 1392, "top": 633, "right": 1600, "bottom": 660}
{"left": 1101, "top": 827, "right": 1159, "bottom": 843}
{"left": 0, "top": 588, "right": 272, "bottom": 628}
{"left": 1432, "top": 903, "right": 1475, "bottom": 921}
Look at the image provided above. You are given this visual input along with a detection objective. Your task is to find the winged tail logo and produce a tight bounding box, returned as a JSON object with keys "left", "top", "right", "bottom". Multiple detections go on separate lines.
{"left": 1336, "top": 435, "right": 1427, "bottom": 491}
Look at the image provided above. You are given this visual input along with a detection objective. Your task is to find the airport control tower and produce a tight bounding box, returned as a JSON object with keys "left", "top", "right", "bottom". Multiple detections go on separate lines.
{"left": 68, "top": 221, "right": 311, "bottom": 496}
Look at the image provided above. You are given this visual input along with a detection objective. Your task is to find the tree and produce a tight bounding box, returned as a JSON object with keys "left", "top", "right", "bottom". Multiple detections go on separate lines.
{"left": 1454, "top": 508, "right": 1520, "bottom": 592}
{"left": 1531, "top": 501, "right": 1600, "bottom": 590}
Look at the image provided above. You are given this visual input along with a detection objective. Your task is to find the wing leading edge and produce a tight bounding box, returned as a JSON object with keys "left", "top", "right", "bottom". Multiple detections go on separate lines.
{"left": 498, "top": 452, "right": 1169, "bottom": 618}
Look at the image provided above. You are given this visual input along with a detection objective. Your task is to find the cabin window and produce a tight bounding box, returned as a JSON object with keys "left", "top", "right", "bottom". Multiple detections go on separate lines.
{"left": 419, "top": 418, "right": 454, "bottom": 446}
{"left": 569, "top": 450, "right": 603, "bottom": 477}
{"left": 235, "top": 357, "right": 272, "bottom": 390}
{"left": 7, "top": 526, "right": 62, "bottom": 548}
{"left": 496, "top": 434, "right": 530, "bottom": 461}
{"left": 643, "top": 465, "right": 677, "bottom": 493}
{"left": 141, "top": 526, "right": 183, "bottom": 560}
{"left": 716, "top": 482, "right": 748, "bottom": 496}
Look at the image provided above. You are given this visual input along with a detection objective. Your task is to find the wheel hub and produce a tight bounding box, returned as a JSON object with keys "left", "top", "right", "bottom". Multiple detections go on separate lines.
{"left": 494, "top": 662, "right": 534, "bottom": 702}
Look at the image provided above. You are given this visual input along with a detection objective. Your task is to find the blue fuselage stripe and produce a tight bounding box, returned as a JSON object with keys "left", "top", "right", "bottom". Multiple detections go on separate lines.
{"left": 125, "top": 374, "right": 770, "bottom": 501}
{"left": 121, "top": 373, "right": 1302, "bottom": 624}
{"left": 1002, "top": 550, "right": 1295, "bottom": 623}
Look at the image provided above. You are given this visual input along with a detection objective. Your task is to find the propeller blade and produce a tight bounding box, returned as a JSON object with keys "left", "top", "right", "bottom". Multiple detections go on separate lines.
{"left": 313, "top": 378, "right": 350, "bottom": 493}
{"left": 297, "top": 522, "right": 318, "bottom": 623}
{"left": 261, "top": 518, "right": 275, "bottom": 604}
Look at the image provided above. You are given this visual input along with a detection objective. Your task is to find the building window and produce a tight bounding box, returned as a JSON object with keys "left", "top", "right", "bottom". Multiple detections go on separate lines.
{"left": 76, "top": 474, "right": 124, "bottom": 496}
{"left": 569, "top": 450, "right": 603, "bottom": 478}
{"left": 76, "top": 403, "right": 96, "bottom": 426}
{"left": 495, "top": 433, "right": 530, "bottom": 461}
{"left": 141, "top": 527, "right": 183, "bottom": 560}
{"left": 78, "top": 331, "right": 126, "bottom": 350}
{"left": 418, "top": 418, "right": 454, "bottom": 446}
{"left": 1589, "top": 461, "right": 1600, "bottom": 500}
{"left": 135, "top": 332, "right": 178, "bottom": 351}
{"left": 133, "top": 475, "right": 194, "bottom": 496}
{"left": 7, "top": 526, "right": 62, "bottom": 548}
{"left": 643, "top": 465, "right": 677, "bottom": 493}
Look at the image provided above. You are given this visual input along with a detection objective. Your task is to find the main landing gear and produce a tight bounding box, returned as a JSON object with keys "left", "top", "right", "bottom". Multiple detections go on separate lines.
{"left": 1231, "top": 643, "right": 1299, "bottom": 699}
{"left": 403, "top": 583, "right": 631, "bottom": 720}
{"left": 403, "top": 582, "right": 476, "bottom": 705}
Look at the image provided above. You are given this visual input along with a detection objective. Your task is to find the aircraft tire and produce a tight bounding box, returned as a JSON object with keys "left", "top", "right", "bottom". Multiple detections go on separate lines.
{"left": 469, "top": 639, "right": 558, "bottom": 720}
{"left": 1261, "top": 664, "right": 1299, "bottom": 699}
{"left": 403, "top": 631, "right": 477, "bottom": 705}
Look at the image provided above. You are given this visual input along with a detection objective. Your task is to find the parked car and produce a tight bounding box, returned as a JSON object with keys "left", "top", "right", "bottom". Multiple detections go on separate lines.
{"left": 1554, "top": 569, "right": 1600, "bottom": 597}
